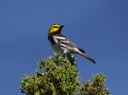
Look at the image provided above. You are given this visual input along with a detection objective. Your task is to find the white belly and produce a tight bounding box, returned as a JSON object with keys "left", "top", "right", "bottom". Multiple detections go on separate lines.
{"left": 51, "top": 44, "right": 63, "bottom": 54}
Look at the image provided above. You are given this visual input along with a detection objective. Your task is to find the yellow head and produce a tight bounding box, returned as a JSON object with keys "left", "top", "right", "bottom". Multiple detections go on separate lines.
{"left": 48, "top": 24, "right": 64, "bottom": 35}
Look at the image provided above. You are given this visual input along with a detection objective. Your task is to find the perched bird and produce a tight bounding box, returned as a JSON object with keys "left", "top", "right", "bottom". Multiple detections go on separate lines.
{"left": 48, "top": 24, "right": 96, "bottom": 64}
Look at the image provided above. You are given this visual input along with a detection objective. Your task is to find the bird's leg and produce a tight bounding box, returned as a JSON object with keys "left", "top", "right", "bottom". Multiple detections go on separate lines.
{"left": 66, "top": 53, "right": 77, "bottom": 65}
{"left": 61, "top": 52, "right": 68, "bottom": 57}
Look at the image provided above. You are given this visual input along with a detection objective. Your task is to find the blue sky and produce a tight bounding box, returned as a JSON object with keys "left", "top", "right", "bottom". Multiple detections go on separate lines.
{"left": 0, "top": 0, "right": 128, "bottom": 95}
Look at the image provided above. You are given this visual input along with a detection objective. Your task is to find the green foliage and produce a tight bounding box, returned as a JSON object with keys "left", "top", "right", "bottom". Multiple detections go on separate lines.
{"left": 80, "top": 73, "right": 110, "bottom": 95}
{"left": 20, "top": 54, "right": 80, "bottom": 95}
{"left": 20, "top": 54, "right": 110, "bottom": 95}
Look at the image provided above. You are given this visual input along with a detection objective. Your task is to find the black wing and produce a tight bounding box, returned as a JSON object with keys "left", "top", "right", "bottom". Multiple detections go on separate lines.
{"left": 53, "top": 34, "right": 86, "bottom": 53}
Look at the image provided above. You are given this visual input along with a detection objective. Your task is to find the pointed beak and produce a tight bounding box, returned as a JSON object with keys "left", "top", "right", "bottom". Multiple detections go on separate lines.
{"left": 61, "top": 25, "right": 64, "bottom": 28}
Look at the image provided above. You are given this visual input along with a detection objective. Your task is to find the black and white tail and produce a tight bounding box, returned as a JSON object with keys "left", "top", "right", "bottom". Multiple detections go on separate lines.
{"left": 78, "top": 48, "right": 96, "bottom": 64}
{"left": 82, "top": 53, "right": 96, "bottom": 64}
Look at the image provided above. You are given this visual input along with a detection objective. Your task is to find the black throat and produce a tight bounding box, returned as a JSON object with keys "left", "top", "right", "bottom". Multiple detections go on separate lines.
{"left": 48, "top": 35, "right": 55, "bottom": 44}
{"left": 48, "top": 29, "right": 62, "bottom": 44}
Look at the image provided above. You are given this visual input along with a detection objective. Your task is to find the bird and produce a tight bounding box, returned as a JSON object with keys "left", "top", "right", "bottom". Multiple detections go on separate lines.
{"left": 48, "top": 24, "right": 96, "bottom": 64}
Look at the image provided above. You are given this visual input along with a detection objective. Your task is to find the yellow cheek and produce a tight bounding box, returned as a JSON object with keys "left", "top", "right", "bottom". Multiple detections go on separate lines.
{"left": 50, "top": 28, "right": 59, "bottom": 33}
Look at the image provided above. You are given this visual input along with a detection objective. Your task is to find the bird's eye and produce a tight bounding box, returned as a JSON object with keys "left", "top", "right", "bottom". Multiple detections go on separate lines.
{"left": 53, "top": 26, "right": 59, "bottom": 28}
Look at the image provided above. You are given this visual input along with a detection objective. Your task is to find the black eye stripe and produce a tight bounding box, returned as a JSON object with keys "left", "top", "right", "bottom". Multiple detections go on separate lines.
{"left": 53, "top": 26, "right": 59, "bottom": 28}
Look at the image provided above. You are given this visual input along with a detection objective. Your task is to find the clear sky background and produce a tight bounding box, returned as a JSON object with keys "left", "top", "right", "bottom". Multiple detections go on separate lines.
{"left": 0, "top": 0, "right": 128, "bottom": 95}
